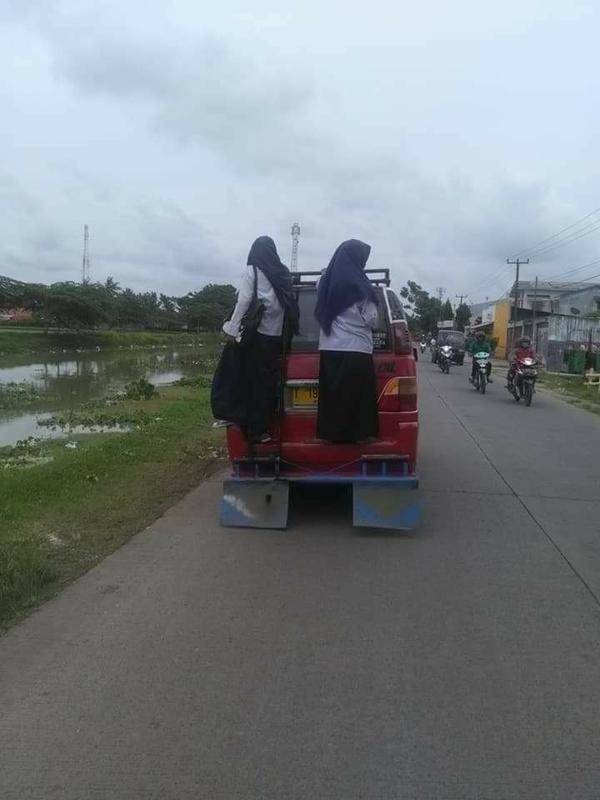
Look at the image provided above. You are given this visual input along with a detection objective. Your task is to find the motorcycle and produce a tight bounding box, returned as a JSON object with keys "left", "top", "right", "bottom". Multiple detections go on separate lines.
{"left": 438, "top": 344, "right": 452, "bottom": 374}
{"left": 509, "top": 356, "right": 538, "bottom": 406}
{"left": 472, "top": 352, "right": 491, "bottom": 393}
{"left": 420, "top": 341, "right": 426, "bottom": 355}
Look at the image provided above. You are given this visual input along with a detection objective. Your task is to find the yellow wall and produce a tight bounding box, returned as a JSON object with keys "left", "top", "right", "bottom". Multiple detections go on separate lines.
{"left": 492, "top": 299, "right": 510, "bottom": 359}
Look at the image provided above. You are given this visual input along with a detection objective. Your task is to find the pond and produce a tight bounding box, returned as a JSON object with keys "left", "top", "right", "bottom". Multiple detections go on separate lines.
{"left": 0, "top": 344, "right": 210, "bottom": 447}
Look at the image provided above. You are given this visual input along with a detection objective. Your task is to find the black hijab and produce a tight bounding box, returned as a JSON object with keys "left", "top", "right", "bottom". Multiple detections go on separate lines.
{"left": 314, "top": 239, "right": 377, "bottom": 335}
{"left": 247, "top": 236, "right": 299, "bottom": 333}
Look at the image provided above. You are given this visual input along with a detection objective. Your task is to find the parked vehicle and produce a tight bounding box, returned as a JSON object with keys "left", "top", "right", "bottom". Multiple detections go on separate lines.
{"left": 472, "top": 351, "right": 491, "bottom": 393}
{"left": 438, "top": 344, "right": 452, "bottom": 374}
{"left": 432, "top": 330, "right": 465, "bottom": 365}
{"left": 222, "top": 269, "right": 420, "bottom": 531}
{"left": 509, "top": 355, "right": 538, "bottom": 406}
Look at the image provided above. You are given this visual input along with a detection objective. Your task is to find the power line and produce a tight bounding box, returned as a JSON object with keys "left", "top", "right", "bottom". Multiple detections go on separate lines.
{"left": 510, "top": 204, "right": 600, "bottom": 259}
{"left": 470, "top": 263, "right": 513, "bottom": 300}
{"left": 472, "top": 255, "right": 600, "bottom": 303}
{"left": 543, "top": 256, "right": 600, "bottom": 283}
{"left": 563, "top": 269, "right": 600, "bottom": 285}
{"left": 523, "top": 219, "right": 600, "bottom": 259}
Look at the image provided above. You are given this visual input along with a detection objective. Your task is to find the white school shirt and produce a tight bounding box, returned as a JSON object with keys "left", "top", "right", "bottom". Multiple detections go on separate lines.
{"left": 222, "top": 265, "right": 284, "bottom": 341}
{"left": 318, "top": 299, "right": 379, "bottom": 354}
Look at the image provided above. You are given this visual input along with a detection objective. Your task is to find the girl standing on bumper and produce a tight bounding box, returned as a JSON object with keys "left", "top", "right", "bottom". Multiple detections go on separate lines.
{"left": 314, "top": 239, "right": 379, "bottom": 443}
{"left": 223, "top": 236, "right": 298, "bottom": 443}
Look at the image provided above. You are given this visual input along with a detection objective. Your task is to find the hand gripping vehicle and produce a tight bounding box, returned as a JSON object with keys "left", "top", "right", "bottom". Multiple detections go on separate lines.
{"left": 220, "top": 269, "right": 421, "bottom": 531}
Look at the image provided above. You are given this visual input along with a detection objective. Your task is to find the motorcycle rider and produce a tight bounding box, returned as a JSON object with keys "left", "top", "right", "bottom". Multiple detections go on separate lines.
{"left": 507, "top": 335, "right": 537, "bottom": 389}
{"left": 468, "top": 330, "right": 493, "bottom": 383}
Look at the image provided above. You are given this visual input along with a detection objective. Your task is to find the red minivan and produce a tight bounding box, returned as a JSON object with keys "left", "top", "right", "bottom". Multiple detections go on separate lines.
{"left": 222, "top": 270, "right": 420, "bottom": 530}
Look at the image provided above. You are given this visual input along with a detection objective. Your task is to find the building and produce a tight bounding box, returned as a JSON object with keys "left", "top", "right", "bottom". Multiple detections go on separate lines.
{"left": 554, "top": 285, "right": 600, "bottom": 317}
{"left": 508, "top": 281, "right": 600, "bottom": 372}
{"left": 510, "top": 280, "right": 600, "bottom": 316}
{"left": 468, "top": 298, "right": 511, "bottom": 358}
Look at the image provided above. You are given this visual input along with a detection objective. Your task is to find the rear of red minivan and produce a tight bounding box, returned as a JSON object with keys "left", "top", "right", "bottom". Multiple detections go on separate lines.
{"left": 223, "top": 270, "right": 420, "bottom": 528}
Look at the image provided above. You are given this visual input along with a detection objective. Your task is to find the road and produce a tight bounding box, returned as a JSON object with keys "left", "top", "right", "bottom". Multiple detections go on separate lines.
{"left": 2, "top": 360, "right": 600, "bottom": 799}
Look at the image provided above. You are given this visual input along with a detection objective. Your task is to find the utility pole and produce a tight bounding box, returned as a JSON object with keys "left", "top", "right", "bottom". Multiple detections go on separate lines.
{"left": 82, "top": 224, "right": 90, "bottom": 284}
{"left": 506, "top": 257, "right": 529, "bottom": 349}
{"left": 455, "top": 293, "right": 468, "bottom": 306}
{"left": 531, "top": 275, "right": 539, "bottom": 349}
{"left": 290, "top": 223, "right": 300, "bottom": 271}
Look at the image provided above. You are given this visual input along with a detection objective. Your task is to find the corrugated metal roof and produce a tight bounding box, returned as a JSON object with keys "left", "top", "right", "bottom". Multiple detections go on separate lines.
{"left": 514, "top": 280, "right": 600, "bottom": 293}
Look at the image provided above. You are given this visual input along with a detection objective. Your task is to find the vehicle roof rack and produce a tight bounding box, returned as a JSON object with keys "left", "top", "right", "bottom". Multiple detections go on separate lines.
{"left": 292, "top": 268, "right": 390, "bottom": 287}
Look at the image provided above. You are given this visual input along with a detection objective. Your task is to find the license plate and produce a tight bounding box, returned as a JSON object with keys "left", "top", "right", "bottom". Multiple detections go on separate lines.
{"left": 292, "top": 385, "right": 319, "bottom": 407}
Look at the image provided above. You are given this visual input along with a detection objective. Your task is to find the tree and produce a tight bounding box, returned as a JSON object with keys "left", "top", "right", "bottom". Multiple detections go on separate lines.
{"left": 41, "top": 288, "right": 109, "bottom": 331}
{"left": 0, "top": 275, "right": 46, "bottom": 313}
{"left": 179, "top": 284, "right": 237, "bottom": 332}
{"left": 455, "top": 303, "right": 471, "bottom": 332}
{"left": 105, "top": 276, "right": 121, "bottom": 295}
{"left": 1, "top": 273, "right": 239, "bottom": 332}
{"left": 441, "top": 299, "right": 454, "bottom": 321}
{"left": 399, "top": 281, "right": 443, "bottom": 336}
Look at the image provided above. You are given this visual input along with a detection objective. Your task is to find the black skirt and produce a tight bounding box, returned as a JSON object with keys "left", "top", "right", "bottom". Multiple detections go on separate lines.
{"left": 243, "top": 332, "right": 282, "bottom": 439}
{"left": 317, "top": 350, "right": 379, "bottom": 442}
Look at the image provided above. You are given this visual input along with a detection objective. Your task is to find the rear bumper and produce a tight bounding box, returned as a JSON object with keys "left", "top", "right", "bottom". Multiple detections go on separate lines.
{"left": 227, "top": 452, "right": 418, "bottom": 486}
{"left": 226, "top": 417, "right": 419, "bottom": 472}
{"left": 227, "top": 470, "right": 418, "bottom": 487}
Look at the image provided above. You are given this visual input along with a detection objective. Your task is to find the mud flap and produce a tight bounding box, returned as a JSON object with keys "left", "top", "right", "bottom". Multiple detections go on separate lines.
{"left": 220, "top": 480, "right": 289, "bottom": 529}
{"left": 353, "top": 482, "right": 421, "bottom": 530}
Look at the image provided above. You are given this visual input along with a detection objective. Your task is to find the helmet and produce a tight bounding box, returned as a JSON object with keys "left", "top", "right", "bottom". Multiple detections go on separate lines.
{"left": 519, "top": 336, "right": 531, "bottom": 348}
{"left": 475, "top": 331, "right": 485, "bottom": 341}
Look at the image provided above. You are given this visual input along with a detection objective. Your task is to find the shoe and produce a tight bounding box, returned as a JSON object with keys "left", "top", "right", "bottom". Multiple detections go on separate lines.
{"left": 487, "top": 377, "right": 493, "bottom": 383}
{"left": 212, "top": 420, "right": 232, "bottom": 428}
{"left": 469, "top": 377, "right": 474, "bottom": 384}
{"left": 253, "top": 433, "right": 272, "bottom": 444}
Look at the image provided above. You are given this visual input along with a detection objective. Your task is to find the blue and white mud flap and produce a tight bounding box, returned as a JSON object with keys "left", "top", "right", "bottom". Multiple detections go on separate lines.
{"left": 353, "top": 481, "right": 422, "bottom": 530}
{"left": 220, "top": 479, "right": 289, "bottom": 529}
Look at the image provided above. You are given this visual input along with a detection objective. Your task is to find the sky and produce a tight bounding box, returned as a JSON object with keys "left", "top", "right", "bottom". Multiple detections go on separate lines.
{"left": 1, "top": 0, "right": 600, "bottom": 302}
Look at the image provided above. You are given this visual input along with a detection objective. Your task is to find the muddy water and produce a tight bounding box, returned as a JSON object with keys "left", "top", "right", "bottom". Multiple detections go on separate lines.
{"left": 0, "top": 345, "right": 209, "bottom": 447}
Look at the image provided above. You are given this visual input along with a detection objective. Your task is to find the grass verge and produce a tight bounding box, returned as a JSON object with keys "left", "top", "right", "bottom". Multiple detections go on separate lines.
{"left": 537, "top": 371, "right": 600, "bottom": 414}
{"left": 0, "top": 383, "right": 224, "bottom": 629}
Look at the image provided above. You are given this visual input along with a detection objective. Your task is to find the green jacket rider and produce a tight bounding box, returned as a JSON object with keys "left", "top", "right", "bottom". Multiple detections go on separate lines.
{"left": 467, "top": 331, "right": 493, "bottom": 383}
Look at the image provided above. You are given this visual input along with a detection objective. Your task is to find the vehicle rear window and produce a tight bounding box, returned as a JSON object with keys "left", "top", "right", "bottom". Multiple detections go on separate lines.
{"left": 386, "top": 290, "right": 405, "bottom": 321}
{"left": 291, "top": 287, "right": 390, "bottom": 352}
{"left": 438, "top": 331, "right": 465, "bottom": 347}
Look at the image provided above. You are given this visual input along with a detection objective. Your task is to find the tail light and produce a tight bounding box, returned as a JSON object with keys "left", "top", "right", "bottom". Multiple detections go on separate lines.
{"left": 392, "top": 321, "right": 413, "bottom": 355}
{"left": 378, "top": 376, "right": 417, "bottom": 412}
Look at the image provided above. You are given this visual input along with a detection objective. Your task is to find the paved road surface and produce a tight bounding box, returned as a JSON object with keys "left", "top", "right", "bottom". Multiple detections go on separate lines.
{"left": 2, "top": 361, "right": 600, "bottom": 799}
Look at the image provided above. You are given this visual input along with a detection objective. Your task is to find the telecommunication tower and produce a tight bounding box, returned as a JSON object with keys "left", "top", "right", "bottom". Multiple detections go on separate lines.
{"left": 290, "top": 222, "right": 301, "bottom": 271}
{"left": 82, "top": 224, "right": 91, "bottom": 284}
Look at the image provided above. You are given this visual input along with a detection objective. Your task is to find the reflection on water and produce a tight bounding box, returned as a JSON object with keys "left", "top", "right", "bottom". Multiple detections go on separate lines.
{"left": 0, "top": 412, "right": 130, "bottom": 444}
{"left": 0, "top": 346, "right": 208, "bottom": 447}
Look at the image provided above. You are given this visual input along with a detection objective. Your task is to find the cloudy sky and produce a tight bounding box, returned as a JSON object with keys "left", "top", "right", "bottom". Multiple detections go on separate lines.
{"left": 1, "top": 0, "right": 599, "bottom": 301}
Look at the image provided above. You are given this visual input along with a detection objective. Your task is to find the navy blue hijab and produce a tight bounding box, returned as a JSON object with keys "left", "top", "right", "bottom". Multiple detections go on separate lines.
{"left": 314, "top": 239, "right": 377, "bottom": 335}
{"left": 247, "top": 236, "right": 299, "bottom": 333}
